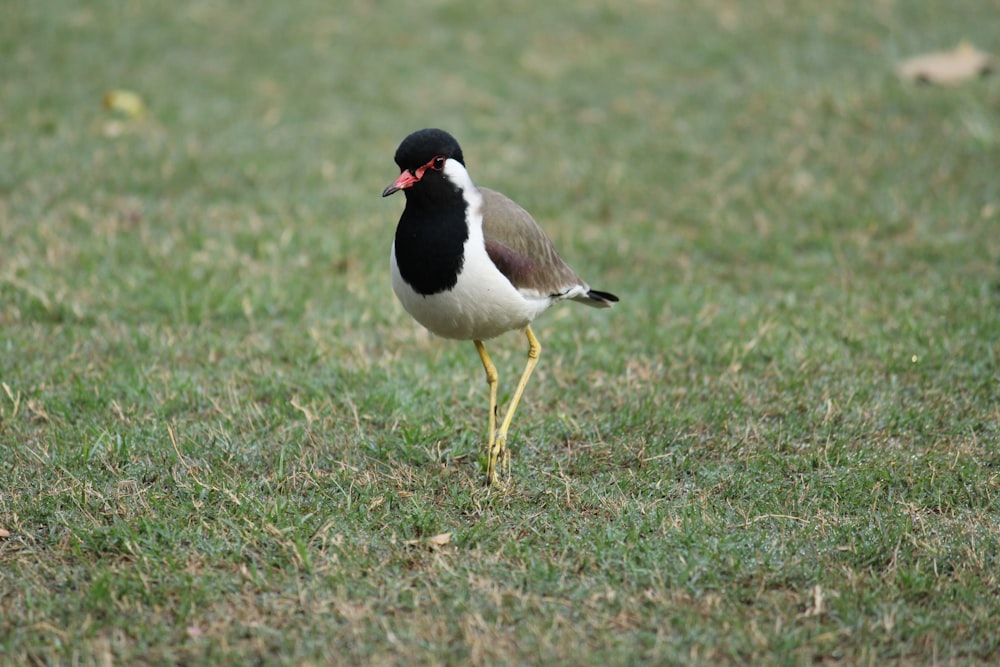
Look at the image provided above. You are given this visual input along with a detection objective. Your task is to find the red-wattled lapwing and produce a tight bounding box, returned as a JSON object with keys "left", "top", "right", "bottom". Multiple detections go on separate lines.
{"left": 382, "top": 128, "right": 618, "bottom": 486}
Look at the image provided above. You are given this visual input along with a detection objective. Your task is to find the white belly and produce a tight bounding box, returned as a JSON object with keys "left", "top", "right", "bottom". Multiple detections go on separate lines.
{"left": 390, "top": 240, "right": 551, "bottom": 341}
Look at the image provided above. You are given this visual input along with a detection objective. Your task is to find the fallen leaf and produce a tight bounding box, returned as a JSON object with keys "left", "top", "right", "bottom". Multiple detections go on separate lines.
{"left": 0, "top": 528, "right": 10, "bottom": 538}
{"left": 103, "top": 89, "right": 147, "bottom": 118}
{"left": 427, "top": 532, "right": 452, "bottom": 546}
{"left": 897, "top": 42, "right": 994, "bottom": 85}
{"left": 403, "top": 532, "right": 452, "bottom": 548}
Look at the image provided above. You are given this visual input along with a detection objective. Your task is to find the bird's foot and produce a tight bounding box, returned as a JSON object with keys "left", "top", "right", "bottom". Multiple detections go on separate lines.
{"left": 485, "top": 434, "right": 507, "bottom": 487}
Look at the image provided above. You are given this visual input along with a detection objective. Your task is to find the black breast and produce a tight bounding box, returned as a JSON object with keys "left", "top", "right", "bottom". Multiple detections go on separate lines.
{"left": 393, "top": 196, "right": 469, "bottom": 296}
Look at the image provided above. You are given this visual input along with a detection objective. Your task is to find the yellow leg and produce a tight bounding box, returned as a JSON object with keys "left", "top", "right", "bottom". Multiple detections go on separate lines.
{"left": 474, "top": 340, "right": 500, "bottom": 485}
{"left": 492, "top": 326, "right": 542, "bottom": 483}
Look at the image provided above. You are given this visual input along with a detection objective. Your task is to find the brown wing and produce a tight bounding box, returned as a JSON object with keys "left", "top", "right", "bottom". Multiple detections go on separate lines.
{"left": 479, "top": 187, "right": 584, "bottom": 296}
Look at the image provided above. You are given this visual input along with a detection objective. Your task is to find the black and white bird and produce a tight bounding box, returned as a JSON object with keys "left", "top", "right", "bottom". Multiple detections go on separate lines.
{"left": 382, "top": 128, "right": 618, "bottom": 486}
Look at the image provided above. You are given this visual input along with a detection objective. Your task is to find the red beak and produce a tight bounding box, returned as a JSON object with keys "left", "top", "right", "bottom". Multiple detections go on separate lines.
{"left": 382, "top": 169, "right": 421, "bottom": 197}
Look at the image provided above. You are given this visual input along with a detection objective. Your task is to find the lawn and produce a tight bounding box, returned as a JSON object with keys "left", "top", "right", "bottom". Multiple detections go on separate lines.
{"left": 2, "top": 1, "right": 999, "bottom": 664}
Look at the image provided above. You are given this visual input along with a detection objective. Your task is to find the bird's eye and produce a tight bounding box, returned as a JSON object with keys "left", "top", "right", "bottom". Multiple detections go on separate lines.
{"left": 431, "top": 156, "right": 446, "bottom": 170}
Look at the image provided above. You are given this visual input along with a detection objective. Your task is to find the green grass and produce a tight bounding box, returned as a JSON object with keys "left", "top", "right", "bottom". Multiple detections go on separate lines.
{"left": 3, "top": 1, "right": 1000, "bottom": 664}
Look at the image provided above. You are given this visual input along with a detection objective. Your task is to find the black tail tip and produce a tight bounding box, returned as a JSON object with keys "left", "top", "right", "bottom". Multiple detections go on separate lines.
{"left": 587, "top": 289, "right": 619, "bottom": 305}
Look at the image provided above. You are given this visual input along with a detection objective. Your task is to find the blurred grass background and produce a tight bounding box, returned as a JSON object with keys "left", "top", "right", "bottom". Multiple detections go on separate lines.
{"left": 2, "top": 1, "right": 1000, "bottom": 664}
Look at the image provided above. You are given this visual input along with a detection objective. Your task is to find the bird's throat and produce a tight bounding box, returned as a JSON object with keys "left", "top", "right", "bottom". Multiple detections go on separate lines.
{"left": 393, "top": 199, "right": 470, "bottom": 296}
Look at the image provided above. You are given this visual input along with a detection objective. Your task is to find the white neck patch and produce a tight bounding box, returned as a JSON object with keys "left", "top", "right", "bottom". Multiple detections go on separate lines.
{"left": 443, "top": 158, "right": 483, "bottom": 229}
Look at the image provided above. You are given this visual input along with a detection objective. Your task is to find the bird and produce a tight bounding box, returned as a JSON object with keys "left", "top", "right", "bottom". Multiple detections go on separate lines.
{"left": 382, "top": 128, "right": 618, "bottom": 486}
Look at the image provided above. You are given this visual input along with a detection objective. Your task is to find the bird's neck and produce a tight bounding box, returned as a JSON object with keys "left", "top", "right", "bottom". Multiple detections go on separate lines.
{"left": 394, "top": 188, "right": 472, "bottom": 296}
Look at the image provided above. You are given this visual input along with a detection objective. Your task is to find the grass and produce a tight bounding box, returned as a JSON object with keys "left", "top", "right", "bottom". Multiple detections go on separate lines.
{"left": 2, "top": 0, "right": 1000, "bottom": 664}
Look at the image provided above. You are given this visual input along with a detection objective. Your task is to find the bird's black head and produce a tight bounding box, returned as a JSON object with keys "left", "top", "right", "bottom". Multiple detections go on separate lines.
{"left": 382, "top": 128, "right": 466, "bottom": 199}
{"left": 395, "top": 128, "right": 464, "bottom": 170}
